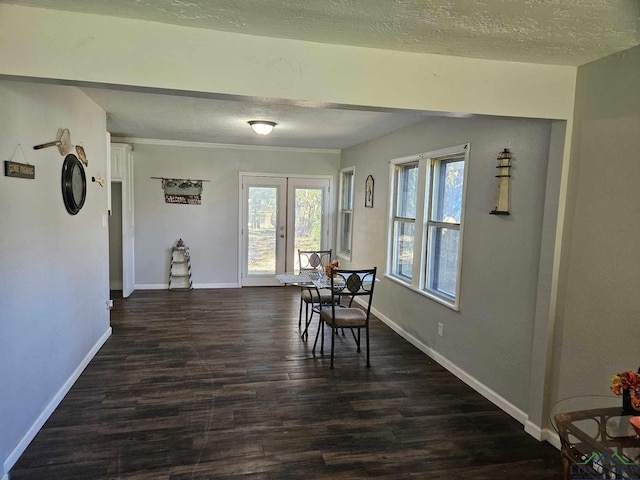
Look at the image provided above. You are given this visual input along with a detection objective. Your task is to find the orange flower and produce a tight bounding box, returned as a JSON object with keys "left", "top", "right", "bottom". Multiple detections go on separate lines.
{"left": 325, "top": 261, "right": 339, "bottom": 278}
{"left": 611, "top": 369, "right": 640, "bottom": 396}
{"left": 611, "top": 374, "right": 624, "bottom": 395}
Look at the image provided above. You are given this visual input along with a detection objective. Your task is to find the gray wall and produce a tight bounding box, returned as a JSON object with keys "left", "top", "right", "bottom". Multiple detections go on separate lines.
{"left": 0, "top": 80, "right": 110, "bottom": 477}
{"left": 551, "top": 44, "right": 640, "bottom": 403}
{"left": 341, "top": 115, "right": 557, "bottom": 413}
{"left": 129, "top": 143, "right": 341, "bottom": 287}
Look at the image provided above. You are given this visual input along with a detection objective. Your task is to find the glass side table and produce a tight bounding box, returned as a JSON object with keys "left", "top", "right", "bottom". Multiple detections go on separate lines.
{"left": 551, "top": 395, "right": 640, "bottom": 479}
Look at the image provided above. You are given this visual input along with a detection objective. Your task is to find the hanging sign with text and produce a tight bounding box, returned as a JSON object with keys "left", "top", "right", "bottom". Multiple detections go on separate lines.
{"left": 4, "top": 161, "right": 35, "bottom": 179}
{"left": 162, "top": 179, "right": 203, "bottom": 205}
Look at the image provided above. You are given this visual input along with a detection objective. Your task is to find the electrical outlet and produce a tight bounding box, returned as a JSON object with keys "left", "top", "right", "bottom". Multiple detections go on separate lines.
{"left": 437, "top": 322, "right": 444, "bottom": 337}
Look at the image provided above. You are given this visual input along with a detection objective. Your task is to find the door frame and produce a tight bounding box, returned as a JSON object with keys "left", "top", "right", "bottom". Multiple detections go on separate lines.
{"left": 107, "top": 141, "right": 135, "bottom": 298}
{"left": 120, "top": 145, "right": 135, "bottom": 297}
{"left": 238, "top": 172, "right": 334, "bottom": 286}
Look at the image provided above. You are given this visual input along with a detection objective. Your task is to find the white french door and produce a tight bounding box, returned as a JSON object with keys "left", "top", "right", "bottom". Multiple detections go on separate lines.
{"left": 240, "top": 174, "right": 331, "bottom": 286}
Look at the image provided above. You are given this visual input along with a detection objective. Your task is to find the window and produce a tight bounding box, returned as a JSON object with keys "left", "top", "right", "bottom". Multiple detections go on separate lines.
{"left": 390, "top": 162, "right": 418, "bottom": 281}
{"left": 337, "top": 167, "right": 354, "bottom": 260}
{"left": 387, "top": 144, "right": 469, "bottom": 310}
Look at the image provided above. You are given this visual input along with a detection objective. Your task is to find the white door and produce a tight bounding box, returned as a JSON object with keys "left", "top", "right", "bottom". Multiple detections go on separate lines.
{"left": 241, "top": 175, "right": 330, "bottom": 286}
{"left": 110, "top": 143, "right": 135, "bottom": 297}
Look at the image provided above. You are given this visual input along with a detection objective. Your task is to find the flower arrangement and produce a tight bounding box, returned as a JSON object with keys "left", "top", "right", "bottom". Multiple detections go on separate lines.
{"left": 325, "top": 260, "right": 339, "bottom": 278}
{"left": 611, "top": 370, "right": 640, "bottom": 396}
{"left": 611, "top": 368, "right": 640, "bottom": 415}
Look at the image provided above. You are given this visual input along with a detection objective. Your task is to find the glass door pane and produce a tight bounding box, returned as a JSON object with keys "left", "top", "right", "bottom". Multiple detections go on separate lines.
{"left": 293, "top": 187, "right": 323, "bottom": 271}
{"left": 242, "top": 176, "right": 286, "bottom": 286}
{"left": 287, "top": 178, "right": 330, "bottom": 272}
{"left": 247, "top": 186, "right": 278, "bottom": 275}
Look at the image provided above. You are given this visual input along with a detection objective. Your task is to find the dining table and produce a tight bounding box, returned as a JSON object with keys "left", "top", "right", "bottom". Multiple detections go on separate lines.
{"left": 275, "top": 271, "right": 329, "bottom": 339}
{"left": 275, "top": 270, "right": 378, "bottom": 339}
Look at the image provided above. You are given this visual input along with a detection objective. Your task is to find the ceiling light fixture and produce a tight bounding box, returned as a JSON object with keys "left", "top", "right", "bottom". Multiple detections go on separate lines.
{"left": 248, "top": 120, "right": 277, "bottom": 135}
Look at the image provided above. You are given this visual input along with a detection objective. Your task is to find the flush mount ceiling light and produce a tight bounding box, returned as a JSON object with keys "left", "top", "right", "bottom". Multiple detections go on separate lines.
{"left": 248, "top": 120, "right": 277, "bottom": 135}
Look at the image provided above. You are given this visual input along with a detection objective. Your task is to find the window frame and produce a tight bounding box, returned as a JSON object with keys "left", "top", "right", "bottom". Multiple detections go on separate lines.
{"left": 337, "top": 166, "right": 355, "bottom": 261}
{"left": 389, "top": 161, "right": 418, "bottom": 282}
{"left": 386, "top": 144, "right": 470, "bottom": 310}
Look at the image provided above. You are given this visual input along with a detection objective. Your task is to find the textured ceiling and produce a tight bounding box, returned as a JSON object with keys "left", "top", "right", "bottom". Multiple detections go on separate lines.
{"left": 5, "top": 0, "right": 639, "bottom": 148}
{"left": 80, "top": 87, "right": 439, "bottom": 149}
{"left": 4, "top": 0, "right": 639, "bottom": 66}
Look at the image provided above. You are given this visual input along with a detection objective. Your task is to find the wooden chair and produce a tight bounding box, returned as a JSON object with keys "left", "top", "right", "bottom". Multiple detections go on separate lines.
{"left": 314, "top": 267, "right": 377, "bottom": 368}
{"left": 298, "top": 249, "right": 333, "bottom": 339}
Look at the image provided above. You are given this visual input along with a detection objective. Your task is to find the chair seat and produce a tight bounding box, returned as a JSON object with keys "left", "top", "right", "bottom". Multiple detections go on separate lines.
{"left": 301, "top": 288, "right": 333, "bottom": 304}
{"left": 320, "top": 307, "right": 367, "bottom": 328}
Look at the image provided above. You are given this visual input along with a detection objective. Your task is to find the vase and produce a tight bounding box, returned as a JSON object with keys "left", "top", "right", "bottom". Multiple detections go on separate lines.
{"left": 622, "top": 388, "right": 640, "bottom": 416}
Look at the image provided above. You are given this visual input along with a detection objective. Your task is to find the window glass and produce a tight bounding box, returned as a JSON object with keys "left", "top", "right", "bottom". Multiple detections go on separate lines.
{"left": 396, "top": 163, "right": 418, "bottom": 218}
{"left": 433, "top": 159, "right": 464, "bottom": 223}
{"left": 426, "top": 226, "right": 460, "bottom": 299}
{"left": 340, "top": 211, "right": 352, "bottom": 254}
{"left": 338, "top": 168, "right": 354, "bottom": 259}
{"left": 342, "top": 171, "right": 353, "bottom": 209}
{"left": 393, "top": 221, "right": 414, "bottom": 279}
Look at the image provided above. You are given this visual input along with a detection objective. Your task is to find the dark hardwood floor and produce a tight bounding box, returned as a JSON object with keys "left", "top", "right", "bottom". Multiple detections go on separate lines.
{"left": 10, "top": 287, "right": 560, "bottom": 479}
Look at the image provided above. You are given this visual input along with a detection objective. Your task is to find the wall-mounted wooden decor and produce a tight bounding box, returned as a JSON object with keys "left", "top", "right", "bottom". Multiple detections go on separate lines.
{"left": 33, "top": 128, "right": 72, "bottom": 156}
{"left": 365, "top": 174, "right": 374, "bottom": 208}
{"left": 490, "top": 148, "right": 512, "bottom": 215}
{"left": 151, "top": 177, "right": 210, "bottom": 205}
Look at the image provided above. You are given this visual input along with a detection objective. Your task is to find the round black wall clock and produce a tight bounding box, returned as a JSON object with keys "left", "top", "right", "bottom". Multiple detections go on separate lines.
{"left": 61, "top": 153, "right": 86, "bottom": 215}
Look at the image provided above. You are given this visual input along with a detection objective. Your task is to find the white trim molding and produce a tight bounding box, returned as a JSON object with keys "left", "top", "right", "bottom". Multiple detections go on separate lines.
{"left": 541, "top": 427, "right": 562, "bottom": 450}
{"left": 111, "top": 137, "right": 340, "bottom": 154}
{"left": 3, "top": 327, "right": 112, "bottom": 477}
{"left": 135, "top": 283, "right": 241, "bottom": 290}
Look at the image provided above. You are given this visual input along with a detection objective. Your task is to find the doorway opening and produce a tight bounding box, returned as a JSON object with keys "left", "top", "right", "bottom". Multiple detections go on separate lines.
{"left": 109, "top": 182, "right": 123, "bottom": 292}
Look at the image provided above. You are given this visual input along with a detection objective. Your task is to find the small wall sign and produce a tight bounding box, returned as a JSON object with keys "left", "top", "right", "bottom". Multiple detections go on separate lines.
{"left": 4, "top": 161, "right": 35, "bottom": 179}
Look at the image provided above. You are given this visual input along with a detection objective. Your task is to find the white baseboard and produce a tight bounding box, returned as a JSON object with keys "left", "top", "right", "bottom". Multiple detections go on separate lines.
{"left": 193, "top": 283, "right": 241, "bottom": 289}
{"left": 362, "top": 300, "right": 551, "bottom": 440}
{"left": 524, "top": 419, "right": 543, "bottom": 440}
{"left": 135, "top": 283, "right": 241, "bottom": 290}
{"left": 541, "top": 427, "right": 561, "bottom": 449}
{"left": 523, "top": 422, "right": 560, "bottom": 450}
{"left": 2, "top": 327, "right": 112, "bottom": 476}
